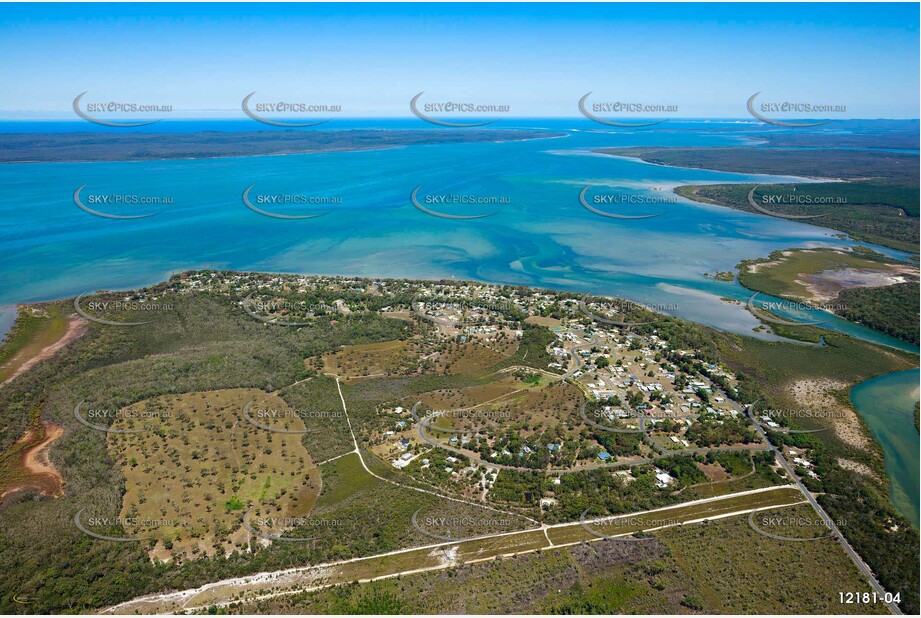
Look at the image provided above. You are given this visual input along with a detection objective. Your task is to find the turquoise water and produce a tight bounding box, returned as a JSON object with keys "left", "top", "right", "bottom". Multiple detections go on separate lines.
{"left": 0, "top": 120, "right": 915, "bottom": 353}
{"left": 851, "top": 370, "right": 921, "bottom": 528}
{"left": 1, "top": 120, "right": 918, "bottom": 519}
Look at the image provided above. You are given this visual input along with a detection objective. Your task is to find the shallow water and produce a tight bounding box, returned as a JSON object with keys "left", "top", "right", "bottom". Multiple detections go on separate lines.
{"left": 0, "top": 119, "right": 914, "bottom": 354}
{"left": 851, "top": 369, "right": 921, "bottom": 527}
{"left": 0, "top": 305, "right": 17, "bottom": 340}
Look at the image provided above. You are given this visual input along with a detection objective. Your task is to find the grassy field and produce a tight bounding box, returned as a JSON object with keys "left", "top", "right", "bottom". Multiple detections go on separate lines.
{"left": 107, "top": 388, "right": 320, "bottom": 560}
{"left": 323, "top": 339, "right": 421, "bottom": 381}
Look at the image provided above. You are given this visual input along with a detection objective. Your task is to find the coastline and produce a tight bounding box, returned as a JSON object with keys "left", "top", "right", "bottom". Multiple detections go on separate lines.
{"left": 851, "top": 369, "right": 921, "bottom": 528}
{"left": 0, "top": 129, "right": 567, "bottom": 165}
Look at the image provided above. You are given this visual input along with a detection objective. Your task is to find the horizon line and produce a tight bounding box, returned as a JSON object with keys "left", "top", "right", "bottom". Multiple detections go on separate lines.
{"left": 1, "top": 116, "right": 919, "bottom": 122}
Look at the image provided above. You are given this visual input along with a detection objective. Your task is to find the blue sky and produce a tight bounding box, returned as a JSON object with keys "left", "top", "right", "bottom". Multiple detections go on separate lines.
{"left": 0, "top": 2, "right": 918, "bottom": 118}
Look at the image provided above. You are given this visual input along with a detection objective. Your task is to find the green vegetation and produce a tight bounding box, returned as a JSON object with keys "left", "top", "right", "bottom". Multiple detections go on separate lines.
{"left": 223, "top": 506, "right": 881, "bottom": 615}
{"left": 705, "top": 333, "right": 918, "bottom": 613}
{"left": 736, "top": 248, "right": 918, "bottom": 344}
{"left": 709, "top": 271, "right": 735, "bottom": 282}
{"left": 611, "top": 296, "right": 918, "bottom": 613}
{"left": 599, "top": 146, "right": 919, "bottom": 184}
{"left": 0, "top": 273, "right": 916, "bottom": 613}
{"left": 0, "top": 306, "right": 69, "bottom": 384}
{"left": 737, "top": 247, "right": 908, "bottom": 301}
{"left": 675, "top": 182, "right": 919, "bottom": 252}
{"left": 0, "top": 129, "right": 563, "bottom": 163}
{"left": 835, "top": 282, "right": 920, "bottom": 344}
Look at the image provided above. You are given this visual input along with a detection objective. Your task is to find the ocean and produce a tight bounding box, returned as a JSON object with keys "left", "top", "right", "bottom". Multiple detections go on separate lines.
{"left": 0, "top": 118, "right": 915, "bottom": 351}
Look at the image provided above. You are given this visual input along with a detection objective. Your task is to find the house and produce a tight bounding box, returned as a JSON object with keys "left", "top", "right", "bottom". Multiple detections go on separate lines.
{"left": 446, "top": 456, "right": 458, "bottom": 463}
{"left": 655, "top": 469, "right": 675, "bottom": 488}
{"left": 597, "top": 452, "right": 611, "bottom": 461}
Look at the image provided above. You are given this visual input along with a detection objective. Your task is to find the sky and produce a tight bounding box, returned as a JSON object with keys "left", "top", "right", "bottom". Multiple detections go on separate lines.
{"left": 0, "top": 2, "right": 918, "bottom": 119}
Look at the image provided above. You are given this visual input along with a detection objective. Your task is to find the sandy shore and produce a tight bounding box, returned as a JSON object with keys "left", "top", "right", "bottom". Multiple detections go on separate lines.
{"left": 1, "top": 315, "right": 87, "bottom": 386}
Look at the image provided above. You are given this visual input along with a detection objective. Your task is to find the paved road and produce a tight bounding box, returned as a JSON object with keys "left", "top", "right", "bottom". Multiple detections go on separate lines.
{"left": 333, "top": 378, "right": 538, "bottom": 524}
{"left": 727, "top": 390, "right": 902, "bottom": 616}
{"left": 415, "top": 411, "right": 648, "bottom": 474}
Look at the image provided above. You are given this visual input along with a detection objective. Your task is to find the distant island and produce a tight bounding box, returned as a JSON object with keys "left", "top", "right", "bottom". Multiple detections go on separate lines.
{"left": 0, "top": 129, "right": 565, "bottom": 163}
{"left": 596, "top": 140, "right": 919, "bottom": 254}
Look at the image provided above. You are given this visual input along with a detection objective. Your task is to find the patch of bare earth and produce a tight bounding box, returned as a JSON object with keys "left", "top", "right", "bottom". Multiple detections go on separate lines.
{"left": 790, "top": 378, "right": 870, "bottom": 451}
{"left": 697, "top": 461, "right": 730, "bottom": 482}
{"left": 1, "top": 422, "right": 64, "bottom": 500}
{"left": 836, "top": 458, "right": 881, "bottom": 482}
{"left": 798, "top": 264, "right": 919, "bottom": 305}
